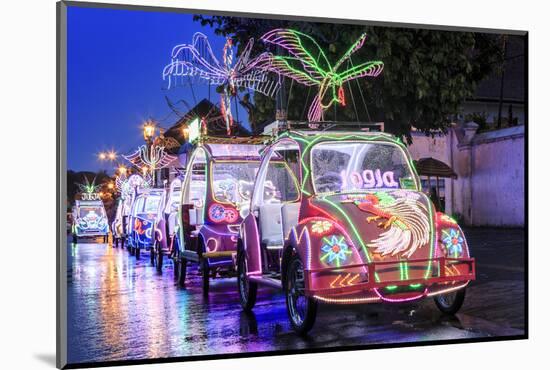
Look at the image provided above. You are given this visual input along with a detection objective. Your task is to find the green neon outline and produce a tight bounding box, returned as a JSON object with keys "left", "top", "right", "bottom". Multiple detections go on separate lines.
{"left": 265, "top": 30, "right": 383, "bottom": 112}
{"left": 300, "top": 135, "right": 420, "bottom": 194}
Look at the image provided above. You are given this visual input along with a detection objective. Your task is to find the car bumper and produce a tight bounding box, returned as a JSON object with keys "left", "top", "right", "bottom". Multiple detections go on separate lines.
{"left": 304, "top": 257, "right": 475, "bottom": 297}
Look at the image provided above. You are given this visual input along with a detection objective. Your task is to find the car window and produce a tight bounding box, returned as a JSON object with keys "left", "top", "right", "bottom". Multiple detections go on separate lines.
{"left": 185, "top": 162, "right": 206, "bottom": 208}
{"left": 143, "top": 196, "right": 161, "bottom": 213}
{"left": 263, "top": 149, "right": 300, "bottom": 204}
{"left": 311, "top": 141, "right": 415, "bottom": 194}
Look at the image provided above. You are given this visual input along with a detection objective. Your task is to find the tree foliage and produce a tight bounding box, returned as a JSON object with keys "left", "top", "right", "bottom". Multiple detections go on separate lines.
{"left": 193, "top": 15, "right": 503, "bottom": 140}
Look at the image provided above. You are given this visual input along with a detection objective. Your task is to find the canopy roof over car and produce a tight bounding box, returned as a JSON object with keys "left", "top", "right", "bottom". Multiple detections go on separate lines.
{"left": 414, "top": 157, "right": 457, "bottom": 179}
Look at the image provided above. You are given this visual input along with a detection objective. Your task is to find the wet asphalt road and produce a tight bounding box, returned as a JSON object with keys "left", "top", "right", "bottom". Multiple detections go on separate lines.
{"left": 67, "top": 228, "right": 525, "bottom": 365}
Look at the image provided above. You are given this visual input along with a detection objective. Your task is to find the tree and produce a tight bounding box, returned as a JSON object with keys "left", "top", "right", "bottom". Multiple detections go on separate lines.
{"left": 193, "top": 15, "right": 503, "bottom": 140}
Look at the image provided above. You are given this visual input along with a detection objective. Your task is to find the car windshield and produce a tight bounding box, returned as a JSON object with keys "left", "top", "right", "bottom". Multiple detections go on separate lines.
{"left": 212, "top": 161, "right": 260, "bottom": 207}
{"left": 79, "top": 206, "right": 105, "bottom": 218}
{"left": 143, "top": 195, "right": 162, "bottom": 213}
{"left": 311, "top": 141, "right": 416, "bottom": 194}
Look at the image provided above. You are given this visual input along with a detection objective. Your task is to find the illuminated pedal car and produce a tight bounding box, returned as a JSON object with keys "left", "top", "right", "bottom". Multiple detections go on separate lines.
{"left": 111, "top": 197, "right": 131, "bottom": 248}
{"left": 175, "top": 143, "right": 263, "bottom": 293}
{"left": 150, "top": 178, "right": 182, "bottom": 273}
{"left": 237, "top": 129, "right": 475, "bottom": 334}
{"left": 127, "top": 188, "right": 166, "bottom": 259}
{"left": 71, "top": 200, "right": 109, "bottom": 243}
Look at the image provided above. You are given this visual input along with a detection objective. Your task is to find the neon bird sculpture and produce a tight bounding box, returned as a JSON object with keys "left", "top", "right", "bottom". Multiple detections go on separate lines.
{"left": 259, "top": 29, "right": 384, "bottom": 122}
{"left": 355, "top": 191, "right": 430, "bottom": 258}
{"left": 163, "top": 32, "right": 280, "bottom": 135}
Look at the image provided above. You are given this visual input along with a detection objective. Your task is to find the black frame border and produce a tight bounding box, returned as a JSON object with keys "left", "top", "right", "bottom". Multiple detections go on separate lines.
{"left": 56, "top": 1, "right": 529, "bottom": 369}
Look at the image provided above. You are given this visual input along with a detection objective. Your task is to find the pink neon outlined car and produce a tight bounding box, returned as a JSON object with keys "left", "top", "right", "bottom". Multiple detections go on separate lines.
{"left": 175, "top": 142, "right": 265, "bottom": 294}
{"left": 237, "top": 128, "right": 475, "bottom": 334}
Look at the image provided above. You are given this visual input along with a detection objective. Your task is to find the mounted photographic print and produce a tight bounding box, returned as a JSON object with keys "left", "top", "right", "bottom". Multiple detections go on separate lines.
{"left": 56, "top": 1, "right": 527, "bottom": 368}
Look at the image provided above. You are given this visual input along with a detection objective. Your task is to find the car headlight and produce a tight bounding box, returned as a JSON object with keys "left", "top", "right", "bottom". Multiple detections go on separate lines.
{"left": 319, "top": 234, "right": 353, "bottom": 267}
{"left": 436, "top": 212, "right": 466, "bottom": 258}
{"left": 440, "top": 228, "right": 465, "bottom": 257}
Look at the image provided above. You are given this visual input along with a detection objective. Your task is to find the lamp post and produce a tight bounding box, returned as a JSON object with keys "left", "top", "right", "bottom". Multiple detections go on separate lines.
{"left": 143, "top": 120, "right": 156, "bottom": 145}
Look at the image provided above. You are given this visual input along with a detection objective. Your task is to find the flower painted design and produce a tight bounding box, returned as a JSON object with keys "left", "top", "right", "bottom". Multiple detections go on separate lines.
{"left": 209, "top": 204, "right": 226, "bottom": 223}
{"left": 311, "top": 220, "right": 333, "bottom": 235}
{"left": 442, "top": 228, "right": 464, "bottom": 256}
{"left": 320, "top": 235, "right": 352, "bottom": 266}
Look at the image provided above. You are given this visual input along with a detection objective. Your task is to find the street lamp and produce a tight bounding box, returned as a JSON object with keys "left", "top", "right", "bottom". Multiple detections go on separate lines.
{"left": 117, "top": 165, "right": 127, "bottom": 175}
{"left": 143, "top": 121, "right": 156, "bottom": 142}
{"left": 181, "top": 125, "right": 189, "bottom": 140}
{"left": 98, "top": 150, "right": 117, "bottom": 162}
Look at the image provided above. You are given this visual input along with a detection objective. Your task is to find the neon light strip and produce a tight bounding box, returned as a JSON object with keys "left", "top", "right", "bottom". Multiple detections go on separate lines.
{"left": 373, "top": 288, "right": 428, "bottom": 303}
{"left": 312, "top": 295, "right": 380, "bottom": 304}
{"left": 427, "top": 282, "right": 469, "bottom": 297}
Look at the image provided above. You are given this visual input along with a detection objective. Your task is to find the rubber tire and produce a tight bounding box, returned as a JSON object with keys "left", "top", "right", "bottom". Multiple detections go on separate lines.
{"left": 173, "top": 256, "right": 179, "bottom": 281}
{"left": 285, "top": 254, "right": 318, "bottom": 335}
{"left": 434, "top": 287, "right": 466, "bottom": 315}
{"left": 156, "top": 248, "right": 163, "bottom": 273}
{"left": 135, "top": 247, "right": 141, "bottom": 259}
{"left": 237, "top": 248, "right": 257, "bottom": 311}
{"left": 150, "top": 248, "right": 155, "bottom": 265}
{"left": 177, "top": 258, "right": 187, "bottom": 287}
{"left": 201, "top": 258, "right": 210, "bottom": 296}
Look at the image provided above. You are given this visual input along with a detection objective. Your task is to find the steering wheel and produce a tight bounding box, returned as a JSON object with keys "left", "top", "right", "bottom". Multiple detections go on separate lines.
{"left": 315, "top": 172, "right": 342, "bottom": 193}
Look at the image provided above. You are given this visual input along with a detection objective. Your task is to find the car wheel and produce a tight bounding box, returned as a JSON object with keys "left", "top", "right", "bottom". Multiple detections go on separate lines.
{"left": 201, "top": 257, "right": 210, "bottom": 296}
{"left": 150, "top": 247, "right": 155, "bottom": 265}
{"left": 285, "top": 254, "right": 317, "bottom": 335}
{"left": 156, "top": 247, "right": 163, "bottom": 273}
{"left": 173, "top": 255, "right": 179, "bottom": 280}
{"left": 434, "top": 287, "right": 466, "bottom": 315}
{"left": 237, "top": 247, "right": 257, "bottom": 311}
{"left": 177, "top": 258, "right": 187, "bottom": 287}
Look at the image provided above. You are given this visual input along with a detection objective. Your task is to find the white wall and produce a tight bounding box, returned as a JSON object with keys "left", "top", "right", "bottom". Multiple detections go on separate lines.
{"left": 470, "top": 126, "right": 525, "bottom": 226}
{"left": 407, "top": 125, "right": 525, "bottom": 227}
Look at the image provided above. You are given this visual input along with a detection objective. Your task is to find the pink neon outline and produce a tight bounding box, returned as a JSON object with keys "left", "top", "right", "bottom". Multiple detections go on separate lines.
{"left": 373, "top": 287, "right": 428, "bottom": 303}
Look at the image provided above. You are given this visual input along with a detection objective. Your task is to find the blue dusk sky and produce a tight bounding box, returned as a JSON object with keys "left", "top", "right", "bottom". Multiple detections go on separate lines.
{"left": 67, "top": 6, "right": 247, "bottom": 172}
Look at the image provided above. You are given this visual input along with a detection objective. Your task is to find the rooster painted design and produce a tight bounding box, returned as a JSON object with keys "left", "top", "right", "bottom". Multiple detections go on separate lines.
{"left": 354, "top": 191, "right": 430, "bottom": 258}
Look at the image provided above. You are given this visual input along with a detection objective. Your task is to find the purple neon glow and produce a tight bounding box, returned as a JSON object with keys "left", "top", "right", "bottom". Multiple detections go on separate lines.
{"left": 163, "top": 32, "right": 280, "bottom": 134}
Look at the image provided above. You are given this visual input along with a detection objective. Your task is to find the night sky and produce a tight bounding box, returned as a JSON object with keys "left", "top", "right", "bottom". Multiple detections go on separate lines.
{"left": 67, "top": 6, "right": 248, "bottom": 173}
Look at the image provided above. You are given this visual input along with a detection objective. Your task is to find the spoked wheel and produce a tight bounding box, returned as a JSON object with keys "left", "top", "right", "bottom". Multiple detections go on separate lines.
{"left": 434, "top": 287, "right": 466, "bottom": 315}
{"left": 201, "top": 258, "right": 210, "bottom": 296}
{"left": 156, "top": 247, "right": 163, "bottom": 273}
{"left": 237, "top": 248, "right": 257, "bottom": 311}
{"left": 177, "top": 258, "right": 187, "bottom": 287}
{"left": 285, "top": 255, "right": 317, "bottom": 335}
